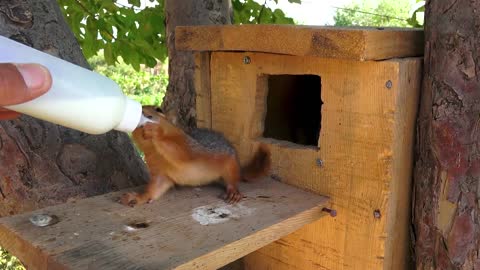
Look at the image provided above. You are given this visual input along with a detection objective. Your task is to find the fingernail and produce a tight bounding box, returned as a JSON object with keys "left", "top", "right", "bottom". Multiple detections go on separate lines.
{"left": 16, "top": 64, "right": 50, "bottom": 90}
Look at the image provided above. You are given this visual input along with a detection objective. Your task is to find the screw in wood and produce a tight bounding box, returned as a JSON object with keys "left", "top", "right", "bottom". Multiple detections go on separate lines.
{"left": 385, "top": 80, "right": 393, "bottom": 89}
{"left": 29, "top": 214, "right": 59, "bottom": 227}
{"left": 243, "top": 56, "right": 251, "bottom": 64}
{"left": 316, "top": 158, "right": 324, "bottom": 167}
{"left": 373, "top": 209, "right": 381, "bottom": 219}
{"left": 322, "top": 207, "right": 337, "bottom": 217}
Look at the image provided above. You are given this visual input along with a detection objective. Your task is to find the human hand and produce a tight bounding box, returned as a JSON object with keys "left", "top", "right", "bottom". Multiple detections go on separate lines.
{"left": 0, "top": 63, "right": 52, "bottom": 120}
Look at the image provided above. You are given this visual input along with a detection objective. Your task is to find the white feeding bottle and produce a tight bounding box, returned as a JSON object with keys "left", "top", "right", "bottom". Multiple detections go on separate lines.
{"left": 0, "top": 36, "right": 152, "bottom": 135}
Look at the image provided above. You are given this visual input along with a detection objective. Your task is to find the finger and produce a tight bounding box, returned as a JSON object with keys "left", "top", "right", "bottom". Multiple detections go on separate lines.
{"left": 16, "top": 63, "right": 52, "bottom": 98}
{"left": 0, "top": 63, "right": 52, "bottom": 106}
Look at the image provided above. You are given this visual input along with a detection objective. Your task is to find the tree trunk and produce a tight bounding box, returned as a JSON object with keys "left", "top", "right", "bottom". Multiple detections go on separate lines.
{"left": 162, "top": 0, "right": 232, "bottom": 129}
{"left": 0, "top": 0, "right": 148, "bottom": 216}
{"left": 413, "top": 0, "right": 480, "bottom": 268}
{"left": 162, "top": 3, "right": 241, "bottom": 269}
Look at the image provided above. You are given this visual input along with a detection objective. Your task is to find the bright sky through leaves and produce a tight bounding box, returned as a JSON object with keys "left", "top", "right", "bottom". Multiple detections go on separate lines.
{"left": 116, "top": 0, "right": 420, "bottom": 26}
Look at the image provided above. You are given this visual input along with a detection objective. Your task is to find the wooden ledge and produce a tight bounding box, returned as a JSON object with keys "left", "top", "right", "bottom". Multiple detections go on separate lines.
{"left": 175, "top": 24, "right": 424, "bottom": 61}
{"left": 0, "top": 178, "right": 330, "bottom": 270}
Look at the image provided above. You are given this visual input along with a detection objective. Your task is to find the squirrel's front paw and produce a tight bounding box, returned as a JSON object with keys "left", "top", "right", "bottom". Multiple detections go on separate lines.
{"left": 120, "top": 192, "right": 141, "bottom": 207}
{"left": 224, "top": 186, "right": 244, "bottom": 204}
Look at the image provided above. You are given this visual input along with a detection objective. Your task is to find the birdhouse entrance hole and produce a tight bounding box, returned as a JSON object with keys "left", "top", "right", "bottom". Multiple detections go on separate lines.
{"left": 262, "top": 74, "right": 322, "bottom": 147}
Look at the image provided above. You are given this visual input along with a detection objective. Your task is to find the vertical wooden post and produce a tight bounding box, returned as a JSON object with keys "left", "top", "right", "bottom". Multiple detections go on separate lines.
{"left": 194, "top": 52, "right": 212, "bottom": 129}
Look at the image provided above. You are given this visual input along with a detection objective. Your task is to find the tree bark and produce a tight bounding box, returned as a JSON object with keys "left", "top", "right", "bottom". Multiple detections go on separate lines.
{"left": 162, "top": 0, "right": 232, "bottom": 130}
{"left": 413, "top": 0, "right": 480, "bottom": 268}
{"left": 162, "top": 2, "right": 242, "bottom": 269}
{"left": 0, "top": 0, "right": 148, "bottom": 216}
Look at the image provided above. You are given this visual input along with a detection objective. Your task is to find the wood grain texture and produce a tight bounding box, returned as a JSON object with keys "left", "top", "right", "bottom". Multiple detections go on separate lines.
{"left": 384, "top": 57, "right": 422, "bottom": 270}
{"left": 194, "top": 52, "right": 212, "bottom": 129}
{"left": 176, "top": 25, "right": 424, "bottom": 61}
{"left": 204, "top": 52, "right": 422, "bottom": 270}
{"left": 0, "top": 178, "right": 329, "bottom": 270}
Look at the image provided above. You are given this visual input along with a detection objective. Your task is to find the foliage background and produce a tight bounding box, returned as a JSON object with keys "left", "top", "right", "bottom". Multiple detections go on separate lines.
{"left": 0, "top": 247, "right": 23, "bottom": 270}
{"left": 333, "top": 0, "right": 424, "bottom": 27}
{"left": 87, "top": 52, "right": 168, "bottom": 106}
{"left": 57, "top": 0, "right": 301, "bottom": 72}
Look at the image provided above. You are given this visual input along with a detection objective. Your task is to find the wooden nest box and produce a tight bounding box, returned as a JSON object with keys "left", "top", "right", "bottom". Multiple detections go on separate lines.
{"left": 176, "top": 24, "right": 424, "bottom": 270}
{"left": 0, "top": 25, "right": 423, "bottom": 270}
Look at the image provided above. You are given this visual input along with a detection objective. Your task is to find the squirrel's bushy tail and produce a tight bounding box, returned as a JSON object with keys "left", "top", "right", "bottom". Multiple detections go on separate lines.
{"left": 242, "top": 144, "right": 271, "bottom": 182}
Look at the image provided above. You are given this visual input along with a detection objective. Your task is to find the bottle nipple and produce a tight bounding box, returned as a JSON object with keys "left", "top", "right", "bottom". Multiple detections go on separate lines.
{"left": 137, "top": 114, "right": 156, "bottom": 127}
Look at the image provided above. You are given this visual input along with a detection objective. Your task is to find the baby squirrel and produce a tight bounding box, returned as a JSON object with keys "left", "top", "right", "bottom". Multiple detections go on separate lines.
{"left": 120, "top": 105, "right": 271, "bottom": 207}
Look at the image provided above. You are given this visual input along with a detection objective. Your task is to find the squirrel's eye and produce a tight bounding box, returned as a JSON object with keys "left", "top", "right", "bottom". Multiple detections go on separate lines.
{"left": 155, "top": 107, "right": 163, "bottom": 113}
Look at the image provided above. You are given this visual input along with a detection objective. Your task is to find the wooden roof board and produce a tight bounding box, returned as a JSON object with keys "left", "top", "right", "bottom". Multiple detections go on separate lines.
{"left": 175, "top": 24, "right": 424, "bottom": 60}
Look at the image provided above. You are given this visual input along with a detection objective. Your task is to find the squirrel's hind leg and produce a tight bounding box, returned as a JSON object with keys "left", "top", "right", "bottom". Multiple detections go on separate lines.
{"left": 221, "top": 157, "right": 244, "bottom": 204}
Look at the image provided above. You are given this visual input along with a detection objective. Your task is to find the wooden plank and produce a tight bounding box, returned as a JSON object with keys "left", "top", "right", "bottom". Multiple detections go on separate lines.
{"left": 194, "top": 52, "right": 212, "bottom": 129}
{"left": 384, "top": 57, "right": 422, "bottom": 270}
{"left": 0, "top": 178, "right": 330, "bottom": 270}
{"left": 175, "top": 25, "right": 424, "bottom": 60}
{"left": 206, "top": 52, "right": 422, "bottom": 270}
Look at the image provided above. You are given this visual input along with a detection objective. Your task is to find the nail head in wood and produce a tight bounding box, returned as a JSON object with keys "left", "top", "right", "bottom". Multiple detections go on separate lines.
{"left": 322, "top": 207, "right": 337, "bottom": 217}
{"left": 385, "top": 80, "right": 393, "bottom": 89}
{"left": 316, "top": 158, "right": 324, "bottom": 167}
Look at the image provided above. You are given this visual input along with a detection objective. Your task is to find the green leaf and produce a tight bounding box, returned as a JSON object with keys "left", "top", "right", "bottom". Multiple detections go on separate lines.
{"left": 99, "top": 0, "right": 117, "bottom": 11}
{"left": 81, "top": 30, "right": 96, "bottom": 59}
{"left": 272, "top": 8, "right": 294, "bottom": 24}
{"left": 128, "top": 0, "right": 141, "bottom": 7}
{"left": 134, "top": 39, "right": 151, "bottom": 50}
{"left": 151, "top": 45, "right": 167, "bottom": 61}
{"left": 59, "top": 0, "right": 298, "bottom": 69}
{"left": 259, "top": 8, "right": 273, "bottom": 24}
{"left": 104, "top": 43, "right": 115, "bottom": 65}
{"left": 145, "top": 56, "right": 157, "bottom": 68}
{"left": 86, "top": 16, "right": 98, "bottom": 36}
{"left": 232, "top": 0, "right": 296, "bottom": 25}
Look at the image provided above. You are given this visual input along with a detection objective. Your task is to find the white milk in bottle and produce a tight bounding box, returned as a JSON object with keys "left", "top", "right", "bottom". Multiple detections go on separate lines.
{"left": 0, "top": 36, "right": 152, "bottom": 134}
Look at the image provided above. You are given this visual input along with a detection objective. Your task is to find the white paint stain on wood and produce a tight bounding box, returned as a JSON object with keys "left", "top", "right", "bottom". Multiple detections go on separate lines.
{"left": 192, "top": 203, "right": 255, "bottom": 225}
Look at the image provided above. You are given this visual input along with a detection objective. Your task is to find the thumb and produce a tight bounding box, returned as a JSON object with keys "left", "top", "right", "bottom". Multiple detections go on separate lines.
{"left": 0, "top": 63, "right": 52, "bottom": 106}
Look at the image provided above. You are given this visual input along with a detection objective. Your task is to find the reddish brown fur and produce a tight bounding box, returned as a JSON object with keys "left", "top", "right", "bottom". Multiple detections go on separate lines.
{"left": 120, "top": 106, "right": 271, "bottom": 207}
{"left": 242, "top": 144, "right": 271, "bottom": 182}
